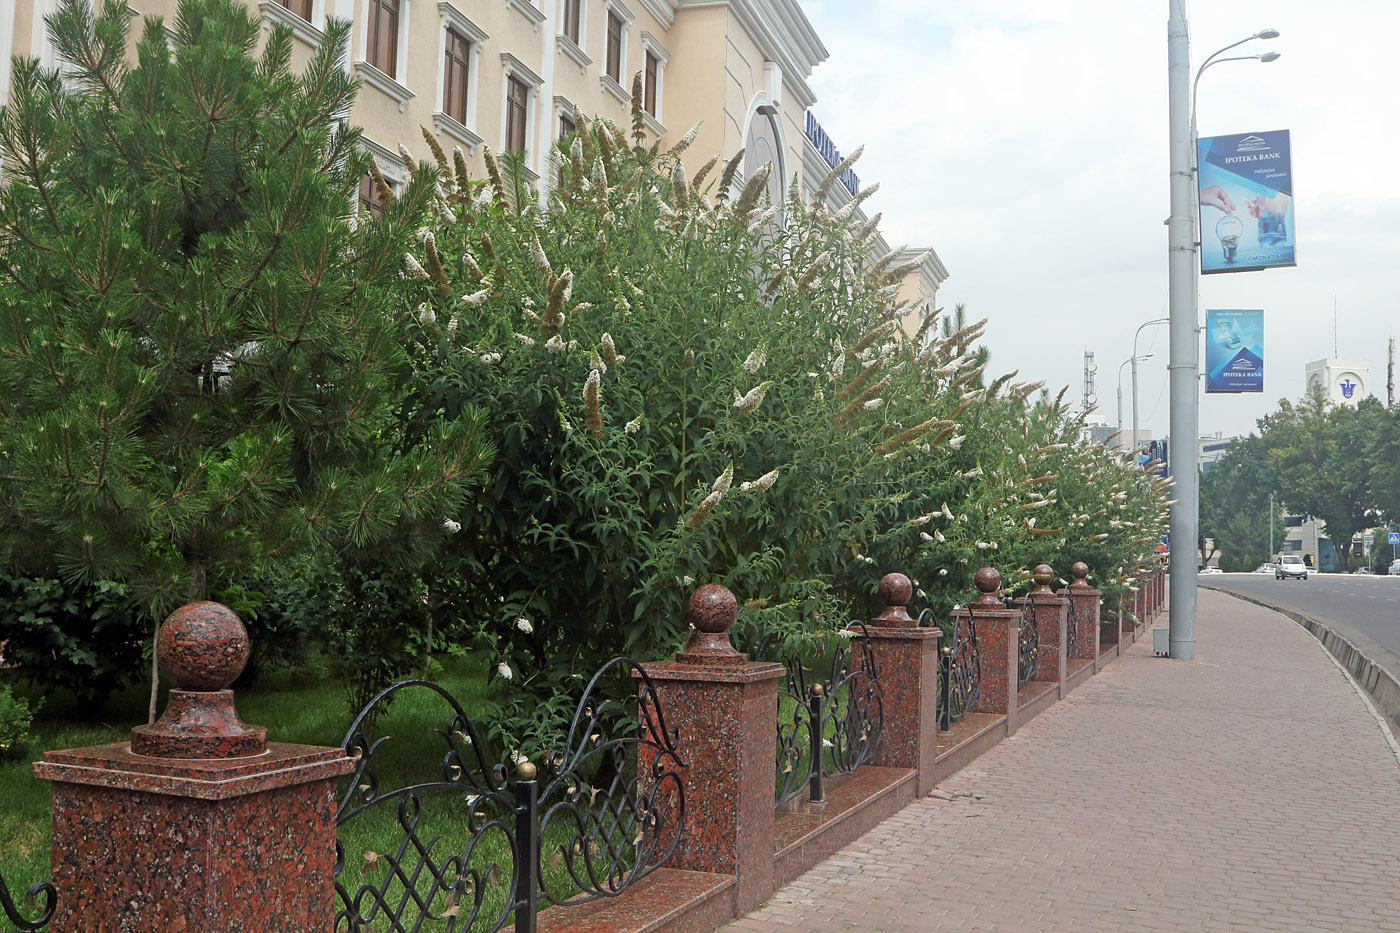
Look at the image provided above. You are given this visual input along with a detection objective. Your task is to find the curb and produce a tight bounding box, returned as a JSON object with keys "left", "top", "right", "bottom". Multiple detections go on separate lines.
{"left": 1206, "top": 586, "right": 1400, "bottom": 734}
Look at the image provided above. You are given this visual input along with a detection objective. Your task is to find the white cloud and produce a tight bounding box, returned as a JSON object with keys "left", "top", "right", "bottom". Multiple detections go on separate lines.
{"left": 801, "top": 1, "right": 1400, "bottom": 438}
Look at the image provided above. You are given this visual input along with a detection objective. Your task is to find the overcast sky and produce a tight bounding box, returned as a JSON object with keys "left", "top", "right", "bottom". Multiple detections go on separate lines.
{"left": 800, "top": 0, "right": 1400, "bottom": 444}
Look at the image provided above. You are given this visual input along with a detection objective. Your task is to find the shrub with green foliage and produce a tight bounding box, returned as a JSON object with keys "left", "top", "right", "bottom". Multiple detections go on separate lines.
{"left": 0, "top": 0, "right": 492, "bottom": 711}
{"left": 0, "top": 685, "right": 36, "bottom": 759}
{"left": 385, "top": 106, "right": 1167, "bottom": 734}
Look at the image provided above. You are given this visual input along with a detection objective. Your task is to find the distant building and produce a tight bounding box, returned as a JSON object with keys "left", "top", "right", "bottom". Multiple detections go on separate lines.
{"left": 1198, "top": 433, "right": 1236, "bottom": 474}
{"left": 1305, "top": 358, "right": 1371, "bottom": 407}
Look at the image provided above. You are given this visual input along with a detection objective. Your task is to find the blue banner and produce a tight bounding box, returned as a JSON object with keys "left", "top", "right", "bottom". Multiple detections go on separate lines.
{"left": 1197, "top": 129, "right": 1296, "bottom": 274}
{"left": 1206, "top": 308, "right": 1264, "bottom": 393}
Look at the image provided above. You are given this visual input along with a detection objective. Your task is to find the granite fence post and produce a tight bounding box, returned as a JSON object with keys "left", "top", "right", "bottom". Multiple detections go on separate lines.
{"left": 856, "top": 572, "right": 941, "bottom": 797}
{"left": 1065, "top": 562, "right": 1107, "bottom": 667}
{"left": 636, "top": 586, "right": 785, "bottom": 914}
{"left": 35, "top": 601, "right": 354, "bottom": 932}
{"left": 1026, "top": 564, "right": 1066, "bottom": 695}
{"left": 967, "top": 568, "right": 1021, "bottom": 734}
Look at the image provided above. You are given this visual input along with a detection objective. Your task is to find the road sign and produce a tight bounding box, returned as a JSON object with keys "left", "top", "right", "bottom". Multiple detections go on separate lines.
{"left": 1390, "top": 532, "right": 1400, "bottom": 545}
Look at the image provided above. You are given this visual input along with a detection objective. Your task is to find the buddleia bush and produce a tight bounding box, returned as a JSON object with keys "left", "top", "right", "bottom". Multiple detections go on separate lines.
{"left": 393, "top": 107, "right": 1166, "bottom": 710}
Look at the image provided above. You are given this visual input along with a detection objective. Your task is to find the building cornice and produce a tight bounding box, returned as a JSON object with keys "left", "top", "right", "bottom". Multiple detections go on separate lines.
{"left": 677, "top": 0, "right": 826, "bottom": 102}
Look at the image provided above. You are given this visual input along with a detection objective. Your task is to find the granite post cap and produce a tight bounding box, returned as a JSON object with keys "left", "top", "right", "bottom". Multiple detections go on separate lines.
{"left": 1069, "top": 561, "right": 1091, "bottom": 589}
{"left": 131, "top": 600, "right": 267, "bottom": 759}
{"left": 872, "top": 572, "right": 915, "bottom": 627}
{"left": 676, "top": 584, "right": 747, "bottom": 665}
{"left": 1030, "top": 564, "right": 1056, "bottom": 597}
{"left": 973, "top": 567, "right": 1002, "bottom": 606}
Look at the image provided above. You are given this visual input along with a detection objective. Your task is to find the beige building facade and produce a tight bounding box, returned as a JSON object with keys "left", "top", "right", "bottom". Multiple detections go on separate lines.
{"left": 1, "top": 0, "right": 945, "bottom": 310}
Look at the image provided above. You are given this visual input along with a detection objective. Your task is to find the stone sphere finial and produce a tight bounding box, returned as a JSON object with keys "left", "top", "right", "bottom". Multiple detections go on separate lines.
{"left": 1030, "top": 564, "right": 1056, "bottom": 597}
{"left": 157, "top": 601, "right": 251, "bottom": 691}
{"left": 686, "top": 584, "right": 737, "bottom": 634}
{"left": 132, "top": 600, "right": 266, "bottom": 759}
{"left": 677, "top": 584, "right": 746, "bottom": 665}
{"left": 1070, "top": 561, "right": 1091, "bottom": 589}
{"left": 973, "top": 567, "right": 1002, "bottom": 606}
{"left": 873, "top": 572, "right": 915, "bottom": 627}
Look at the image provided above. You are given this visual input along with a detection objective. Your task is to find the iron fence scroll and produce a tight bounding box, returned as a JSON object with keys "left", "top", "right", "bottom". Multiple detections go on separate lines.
{"left": 334, "top": 658, "right": 685, "bottom": 933}
{"left": 1017, "top": 600, "right": 1039, "bottom": 685}
{"left": 934, "top": 606, "right": 982, "bottom": 731}
{"left": 759, "top": 621, "right": 884, "bottom": 806}
{"left": 1064, "top": 591, "right": 1080, "bottom": 660}
{"left": 0, "top": 872, "right": 55, "bottom": 933}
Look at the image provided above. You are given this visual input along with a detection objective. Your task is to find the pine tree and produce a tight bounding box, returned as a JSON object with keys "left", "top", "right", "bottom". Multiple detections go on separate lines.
{"left": 0, "top": 0, "right": 493, "bottom": 708}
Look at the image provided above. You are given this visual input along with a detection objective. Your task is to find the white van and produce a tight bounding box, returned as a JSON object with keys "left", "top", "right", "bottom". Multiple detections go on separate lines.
{"left": 1390, "top": 559, "right": 1400, "bottom": 576}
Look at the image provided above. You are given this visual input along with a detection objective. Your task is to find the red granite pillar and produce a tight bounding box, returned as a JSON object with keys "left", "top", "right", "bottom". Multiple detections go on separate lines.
{"left": 1026, "top": 565, "right": 1066, "bottom": 693}
{"left": 967, "top": 568, "right": 1020, "bottom": 734}
{"left": 637, "top": 586, "right": 784, "bottom": 914}
{"left": 1065, "top": 562, "right": 1105, "bottom": 667}
{"left": 35, "top": 601, "right": 353, "bottom": 932}
{"left": 857, "top": 572, "right": 941, "bottom": 797}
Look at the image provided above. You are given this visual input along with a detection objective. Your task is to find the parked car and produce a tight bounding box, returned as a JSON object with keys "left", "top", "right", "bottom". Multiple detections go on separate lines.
{"left": 1353, "top": 566, "right": 1373, "bottom": 574}
{"left": 1391, "top": 559, "right": 1400, "bottom": 576}
{"left": 1253, "top": 563, "right": 1276, "bottom": 574}
{"left": 1276, "top": 555, "right": 1308, "bottom": 580}
{"left": 1199, "top": 566, "right": 1223, "bottom": 574}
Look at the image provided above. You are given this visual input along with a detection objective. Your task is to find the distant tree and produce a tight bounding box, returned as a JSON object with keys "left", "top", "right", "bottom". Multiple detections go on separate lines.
{"left": 1199, "top": 434, "right": 1281, "bottom": 571}
{"left": 1260, "top": 391, "right": 1376, "bottom": 572}
{"left": 0, "top": 0, "right": 491, "bottom": 713}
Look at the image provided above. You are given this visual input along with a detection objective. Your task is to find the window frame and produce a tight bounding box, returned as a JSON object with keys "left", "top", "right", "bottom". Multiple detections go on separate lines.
{"left": 499, "top": 53, "right": 544, "bottom": 175}
{"left": 600, "top": 0, "right": 633, "bottom": 103}
{"left": 433, "top": 3, "right": 488, "bottom": 151}
{"left": 353, "top": 0, "right": 414, "bottom": 108}
{"left": 638, "top": 31, "right": 668, "bottom": 129}
{"left": 505, "top": 76, "right": 529, "bottom": 154}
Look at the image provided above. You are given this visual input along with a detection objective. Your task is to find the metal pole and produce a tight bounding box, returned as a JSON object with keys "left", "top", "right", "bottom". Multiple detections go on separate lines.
{"left": 1133, "top": 318, "right": 1168, "bottom": 457}
{"left": 1269, "top": 491, "right": 1274, "bottom": 558}
{"left": 1167, "top": 0, "right": 1197, "bottom": 658}
{"left": 1116, "top": 381, "right": 1124, "bottom": 448}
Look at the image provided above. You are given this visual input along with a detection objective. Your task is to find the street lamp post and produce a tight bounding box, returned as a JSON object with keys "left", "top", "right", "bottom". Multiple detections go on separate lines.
{"left": 1132, "top": 318, "right": 1169, "bottom": 457}
{"left": 1118, "top": 355, "right": 1153, "bottom": 450}
{"left": 1165, "top": 1, "right": 1279, "bottom": 660}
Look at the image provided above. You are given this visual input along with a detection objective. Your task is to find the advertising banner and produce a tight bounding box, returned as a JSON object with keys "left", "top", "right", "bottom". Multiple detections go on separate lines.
{"left": 1206, "top": 308, "right": 1264, "bottom": 393}
{"left": 1197, "top": 129, "right": 1295, "bottom": 274}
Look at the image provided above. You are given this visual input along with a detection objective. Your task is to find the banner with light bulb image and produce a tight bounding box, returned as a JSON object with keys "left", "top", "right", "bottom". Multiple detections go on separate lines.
{"left": 1205, "top": 308, "right": 1264, "bottom": 393}
{"left": 1197, "top": 129, "right": 1295, "bottom": 274}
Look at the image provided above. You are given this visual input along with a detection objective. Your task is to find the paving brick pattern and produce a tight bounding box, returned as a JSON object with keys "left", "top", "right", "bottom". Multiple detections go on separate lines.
{"left": 723, "top": 589, "right": 1400, "bottom": 931}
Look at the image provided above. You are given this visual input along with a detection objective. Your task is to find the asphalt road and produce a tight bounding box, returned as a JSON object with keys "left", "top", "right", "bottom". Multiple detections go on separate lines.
{"left": 1199, "top": 571, "right": 1400, "bottom": 681}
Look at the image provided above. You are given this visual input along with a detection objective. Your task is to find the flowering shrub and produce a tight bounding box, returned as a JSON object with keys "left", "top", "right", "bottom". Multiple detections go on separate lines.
{"left": 389, "top": 110, "right": 1166, "bottom": 711}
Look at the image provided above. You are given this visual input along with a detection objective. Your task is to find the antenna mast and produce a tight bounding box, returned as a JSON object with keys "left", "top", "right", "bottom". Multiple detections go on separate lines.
{"left": 1389, "top": 337, "right": 1395, "bottom": 408}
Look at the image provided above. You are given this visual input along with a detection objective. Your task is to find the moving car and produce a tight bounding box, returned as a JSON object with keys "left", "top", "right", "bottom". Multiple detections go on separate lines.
{"left": 1199, "top": 566, "right": 1222, "bottom": 575}
{"left": 1391, "top": 559, "right": 1400, "bottom": 576}
{"left": 1276, "top": 555, "right": 1308, "bottom": 580}
{"left": 1253, "top": 563, "right": 1276, "bottom": 574}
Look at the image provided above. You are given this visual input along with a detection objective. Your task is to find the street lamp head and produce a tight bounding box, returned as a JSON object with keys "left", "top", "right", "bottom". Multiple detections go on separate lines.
{"left": 1259, "top": 51, "right": 1282, "bottom": 63}
{"left": 1255, "top": 27, "right": 1280, "bottom": 40}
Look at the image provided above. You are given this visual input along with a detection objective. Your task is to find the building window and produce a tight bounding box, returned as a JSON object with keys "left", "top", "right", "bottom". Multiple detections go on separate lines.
{"left": 559, "top": 112, "right": 576, "bottom": 140}
{"left": 367, "top": 0, "right": 400, "bottom": 77}
{"left": 442, "top": 27, "right": 470, "bottom": 124}
{"left": 606, "top": 12, "right": 622, "bottom": 82}
{"left": 562, "top": 0, "right": 581, "bottom": 45}
{"left": 506, "top": 76, "right": 529, "bottom": 153}
{"left": 644, "top": 50, "right": 658, "bottom": 116}
{"left": 277, "top": 0, "right": 313, "bottom": 21}
{"left": 359, "top": 172, "right": 390, "bottom": 217}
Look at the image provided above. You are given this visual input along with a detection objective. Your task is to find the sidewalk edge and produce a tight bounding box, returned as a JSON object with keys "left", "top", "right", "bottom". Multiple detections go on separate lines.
{"left": 1207, "top": 587, "right": 1400, "bottom": 739}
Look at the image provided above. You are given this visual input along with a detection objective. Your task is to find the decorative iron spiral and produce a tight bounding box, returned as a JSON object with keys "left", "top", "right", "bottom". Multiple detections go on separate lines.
{"left": 1065, "top": 592, "right": 1081, "bottom": 659}
{"left": 941, "top": 607, "right": 982, "bottom": 727}
{"left": 1017, "top": 601, "right": 1040, "bottom": 684}
{"left": 0, "top": 871, "right": 56, "bottom": 933}
{"left": 536, "top": 657, "right": 686, "bottom": 907}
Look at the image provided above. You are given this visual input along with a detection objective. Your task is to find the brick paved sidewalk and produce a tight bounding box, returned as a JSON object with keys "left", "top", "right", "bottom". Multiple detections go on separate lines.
{"left": 723, "top": 588, "right": 1400, "bottom": 932}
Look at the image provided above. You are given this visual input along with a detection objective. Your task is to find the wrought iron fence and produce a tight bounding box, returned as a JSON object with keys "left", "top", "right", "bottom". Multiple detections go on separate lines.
{"left": 1017, "top": 600, "right": 1039, "bottom": 685}
{"left": 1064, "top": 591, "right": 1081, "bottom": 660}
{"left": 933, "top": 606, "right": 982, "bottom": 731}
{"left": 334, "top": 657, "right": 684, "bottom": 933}
{"left": 758, "top": 621, "right": 883, "bottom": 806}
{"left": 0, "top": 872, "right": 55, "bottom": 933}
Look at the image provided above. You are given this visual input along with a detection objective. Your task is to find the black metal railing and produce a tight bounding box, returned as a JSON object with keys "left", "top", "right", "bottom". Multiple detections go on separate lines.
{"left": 334, "top": 658, "right": 684, "bottom": 933}
{"left": 759, "top": 621, "right": 883, "bottom": 807}
{"left": 0, "top": 872, "right": 55, "bottom": 933}
{"left": 1064, "top": 591, "right": 1081, "bottom": 660}
{"left": 1017, "top": 600, "right": 1039, "bottom": 685}
{"left": 933, "top": 606, "right": 982, "bottom": 731}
